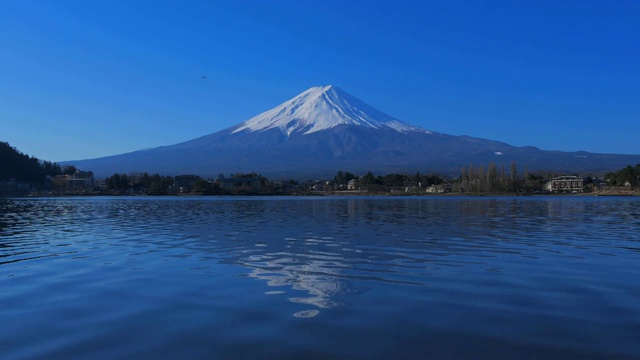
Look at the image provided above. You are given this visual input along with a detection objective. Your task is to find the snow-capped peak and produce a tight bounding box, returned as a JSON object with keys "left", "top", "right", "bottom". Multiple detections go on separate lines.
{"left": 231, "top": 85, "right": 431, "bottom": 136}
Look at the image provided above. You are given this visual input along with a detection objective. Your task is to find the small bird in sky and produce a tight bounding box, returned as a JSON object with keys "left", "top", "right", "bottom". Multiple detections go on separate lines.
{"left": 201, "top": 75, "right": 206, "bottom": 79}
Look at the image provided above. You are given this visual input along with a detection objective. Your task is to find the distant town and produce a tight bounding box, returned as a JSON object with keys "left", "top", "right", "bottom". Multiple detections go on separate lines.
{"left": 2, "top": 142, "right": 638, "bottom": 197}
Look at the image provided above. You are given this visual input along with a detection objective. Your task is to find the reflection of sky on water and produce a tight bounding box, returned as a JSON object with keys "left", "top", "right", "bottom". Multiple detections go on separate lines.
{"left": 3, "top": 196, "right": 639, "bottom": 320}
{"left": 216, "top": 196, "right": 640, "bottom": 317}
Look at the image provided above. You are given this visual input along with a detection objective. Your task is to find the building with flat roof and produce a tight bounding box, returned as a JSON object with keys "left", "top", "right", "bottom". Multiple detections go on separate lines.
{"left": 545, "top": 176, "right": 585, "bottom": 193}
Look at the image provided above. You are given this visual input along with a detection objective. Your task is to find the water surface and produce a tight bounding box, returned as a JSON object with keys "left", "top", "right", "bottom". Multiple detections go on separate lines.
{"left": 1, "top": 196, "right": 639, "bottom": 359}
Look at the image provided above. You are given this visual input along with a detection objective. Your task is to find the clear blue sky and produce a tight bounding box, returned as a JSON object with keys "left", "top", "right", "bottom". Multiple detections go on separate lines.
{"left": 1, "top": 0, "right": 638, "bottom": 161}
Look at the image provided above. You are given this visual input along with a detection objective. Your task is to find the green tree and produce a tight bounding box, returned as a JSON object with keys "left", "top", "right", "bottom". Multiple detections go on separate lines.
{"left": 0, "top": 141, "right": 65, "bottom": 185}
{"left": 605, "top": 164, "right": 640, "bottom": 186}
{"left": 63, "top": 165, "right": 77, "bottom": 175}
{"left": 333, "top": 170, "right": 356, "bottom": 186}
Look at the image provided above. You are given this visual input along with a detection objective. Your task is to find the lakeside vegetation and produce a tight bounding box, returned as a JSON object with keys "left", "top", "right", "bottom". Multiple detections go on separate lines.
{"left": 0, "top": 142, "right": 65, "bottom": 183}
{"left": 604, "top": 164, "right": 640, "bottom": 187}
{"left": 2, "top": 141, "right": 638, "bottom": 196}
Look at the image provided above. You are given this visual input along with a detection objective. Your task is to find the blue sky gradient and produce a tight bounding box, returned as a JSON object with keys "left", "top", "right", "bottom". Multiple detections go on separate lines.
{"left": 1, "top": 0, "right": 638, "bottom": 161}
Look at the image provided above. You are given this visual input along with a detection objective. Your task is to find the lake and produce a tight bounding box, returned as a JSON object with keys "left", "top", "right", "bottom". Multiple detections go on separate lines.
{"left": 1, "top": 196, "right": 639, "bottom": 359}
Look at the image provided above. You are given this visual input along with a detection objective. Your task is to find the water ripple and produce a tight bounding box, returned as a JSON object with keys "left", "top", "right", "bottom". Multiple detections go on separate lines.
{"left": 1, "top": 196, "right": 639, "bottom": 359}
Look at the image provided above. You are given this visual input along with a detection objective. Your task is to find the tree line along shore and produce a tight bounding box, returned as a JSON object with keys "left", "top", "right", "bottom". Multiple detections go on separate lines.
{"left": 1, "top": 141, "right": 638, "bottom": 196}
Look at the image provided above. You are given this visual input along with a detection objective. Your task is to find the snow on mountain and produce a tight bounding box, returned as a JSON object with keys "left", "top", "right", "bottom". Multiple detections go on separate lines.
{"left": 63, "top": 85, "right": 640, "bottom": 179}
{"left": 231, "top": 85, "right": 431, "bottom": 137}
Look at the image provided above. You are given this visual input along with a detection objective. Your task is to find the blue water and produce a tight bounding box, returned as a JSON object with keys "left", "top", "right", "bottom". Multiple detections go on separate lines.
{"left": 1, "top": 196, "right": 639, "bottom": 359}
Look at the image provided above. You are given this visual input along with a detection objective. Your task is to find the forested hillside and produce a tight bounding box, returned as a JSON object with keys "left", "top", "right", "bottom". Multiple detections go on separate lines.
{"left": 0, "top": 142, "right": 62, "bottom": 182}
{"left": 605, "top": 164, "right": 640, "bottom": 187}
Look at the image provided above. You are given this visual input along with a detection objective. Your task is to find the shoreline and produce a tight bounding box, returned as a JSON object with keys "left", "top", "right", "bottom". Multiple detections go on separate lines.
{"left": 3, "top": 189, "right": 639, "bottom": 198}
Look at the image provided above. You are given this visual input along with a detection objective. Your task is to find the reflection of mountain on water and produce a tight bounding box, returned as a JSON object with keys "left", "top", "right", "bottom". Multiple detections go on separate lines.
{"left": 206, "top": 197, "right": 637, "bottom": 318}
{"left": 236, "top": 236, "right": 355, "bottom": 317}
{"left": 244, "top": 250, "right": 345, "bottom": 309}
{"left": 5, "top": 196, "right": 635, "bottom": 318}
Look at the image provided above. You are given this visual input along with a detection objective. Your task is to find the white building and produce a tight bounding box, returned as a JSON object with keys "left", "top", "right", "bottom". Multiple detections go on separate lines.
{"left": 425, "top": 183, "right": 452, "bottom": 194}
{"left": 545, "top": 176, "right": 585, "bottom": 193}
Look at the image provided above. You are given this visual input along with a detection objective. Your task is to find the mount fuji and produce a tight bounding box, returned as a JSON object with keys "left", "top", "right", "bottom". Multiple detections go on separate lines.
{"left": 231, "top": 85, "right": 429, "bottom": 136}
{"left": 67, "top": 85, "right": 640, "bottom": 178}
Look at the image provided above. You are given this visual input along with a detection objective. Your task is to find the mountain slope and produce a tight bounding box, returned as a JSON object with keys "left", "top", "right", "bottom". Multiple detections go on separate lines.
{"left": 231, "top": 85, "right": 430, "bottom": 136}
{"left": 66, "top": 86, "right": 640, "bottom": 178}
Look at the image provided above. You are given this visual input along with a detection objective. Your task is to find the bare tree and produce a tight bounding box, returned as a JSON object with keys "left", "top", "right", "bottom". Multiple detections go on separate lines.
{"left": 487, "top": 162, "right": 498, "bottom": 192}
{"left": 479, "top": 165, "right": 486, "bottom": 192}
{"left": 510, "top": 161, "right": 517, "bottom": 192}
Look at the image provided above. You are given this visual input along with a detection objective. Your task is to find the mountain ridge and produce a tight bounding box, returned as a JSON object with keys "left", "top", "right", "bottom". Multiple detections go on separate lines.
{"left": 64, "top": 86, "right": 640, "bottom": 179}
{"left": 230, "top": 85, "right": 431, "bottom": 136}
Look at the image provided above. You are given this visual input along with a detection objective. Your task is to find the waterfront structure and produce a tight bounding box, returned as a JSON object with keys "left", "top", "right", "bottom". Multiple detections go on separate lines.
{"left": 426, "top": 183, "right": 452, "bottom": 194}
{"left": 0, "top": 179, "right": 18, "bottom": 194}
{"left": 545, "top": 176, "right": 585, "bottom": 193}
{"left": 51, "top": 175, "right": 71, "bottom": 192}
{"left": 50, "top": 171, "right": 95, "bottom": 193}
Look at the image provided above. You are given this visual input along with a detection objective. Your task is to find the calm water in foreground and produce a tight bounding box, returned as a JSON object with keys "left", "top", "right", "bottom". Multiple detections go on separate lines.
{"left": 1, "top": 196, "right": 639, "bottom": 359}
